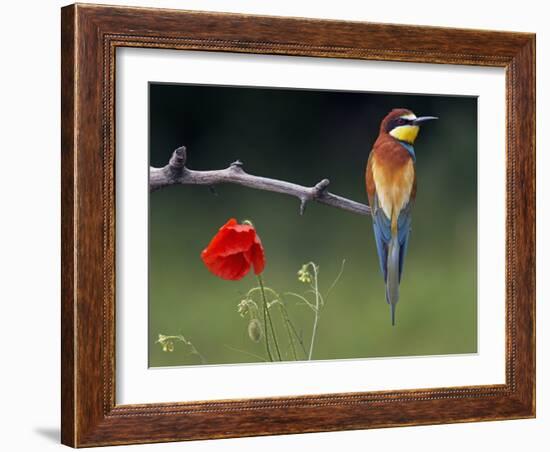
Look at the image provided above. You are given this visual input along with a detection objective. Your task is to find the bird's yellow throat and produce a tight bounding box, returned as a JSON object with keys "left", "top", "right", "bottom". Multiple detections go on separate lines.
{"left": 389, "top": 124, "right": 420, "bottom": 144}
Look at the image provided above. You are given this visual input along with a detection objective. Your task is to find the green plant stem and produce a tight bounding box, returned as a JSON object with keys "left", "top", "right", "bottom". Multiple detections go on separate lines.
{"left": 260, "top": 288, "right": 274, "bottom": 362}
{"left": 249, "top": 286, "right": 306, "bottom": 359}
{"left": 277, "top": 303, "right": 299, "bottom": 360}
{"left": 286, "top": 317, "right": 308, "bottom": 358}
{"left": 224, "top": 345, "right": 267, "bottom": 362}
{"left": 308, "top": 264, "right": 321, "bottom": 360}
{"left": 258, "top": 274, "right": 282, "bottom": 361}
{"left": 190, "top": 345, "right": 207, "bottom": 365}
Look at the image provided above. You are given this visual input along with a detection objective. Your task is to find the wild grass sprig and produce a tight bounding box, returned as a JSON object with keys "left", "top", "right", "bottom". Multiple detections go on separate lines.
{"left": 156, "top": 334, "right": 206, "bottom": 364}
{"left": 286, "top": 259, "right": 345, "bottom": 360}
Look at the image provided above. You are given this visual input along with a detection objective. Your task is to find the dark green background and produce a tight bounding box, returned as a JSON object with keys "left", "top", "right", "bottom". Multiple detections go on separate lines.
{"left": 149, "top": 82, "right": 477, "bottom": 367}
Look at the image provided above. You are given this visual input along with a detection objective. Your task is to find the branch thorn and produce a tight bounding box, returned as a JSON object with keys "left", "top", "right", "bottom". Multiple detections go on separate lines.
{"left": 313, "top": 179, "right": 330, "bottom": 196}
{"left": 299, "top": 198, "right": 307, "bottom": 216}
{"left": 170, "top": 145, "right": 187, "bottom": 168}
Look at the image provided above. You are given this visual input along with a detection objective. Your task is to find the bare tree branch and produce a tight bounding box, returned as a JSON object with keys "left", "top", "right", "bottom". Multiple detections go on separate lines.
{"left": 150, "top": 146, "right": 371, "bottom": 216}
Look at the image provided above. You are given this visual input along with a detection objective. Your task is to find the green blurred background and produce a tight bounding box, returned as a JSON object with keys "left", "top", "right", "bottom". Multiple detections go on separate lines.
{"left": 148, "top": 82, "right": 477, "bottom": 367}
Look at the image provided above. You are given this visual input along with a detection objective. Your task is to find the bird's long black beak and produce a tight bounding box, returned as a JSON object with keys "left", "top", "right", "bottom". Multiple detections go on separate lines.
{"left": 413, "top": 116, "right": 438, "bottom": 125}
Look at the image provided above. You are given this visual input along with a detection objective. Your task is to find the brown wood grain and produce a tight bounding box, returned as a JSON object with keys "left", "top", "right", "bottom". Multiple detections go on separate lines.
{"left": 60, "top": 5, "right": 76, "bottom": 446}
{"left": 61, "top": 3, "right": 536, "bottom": 447}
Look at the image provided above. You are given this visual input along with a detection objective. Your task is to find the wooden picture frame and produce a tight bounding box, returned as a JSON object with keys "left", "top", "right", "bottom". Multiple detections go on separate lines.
{"left": 61, "top": 3, "right": 535, "bottom": 447}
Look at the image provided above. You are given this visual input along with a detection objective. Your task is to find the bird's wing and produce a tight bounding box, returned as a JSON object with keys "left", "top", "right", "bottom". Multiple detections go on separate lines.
{"left": 397, "top": 200, "right": 413, "bottom": 281}
{"left": 367, "top": 152, "right": 390, "bottom": 281}
{"left": 371, "top": 193, "right": 391, "bottom": 282}
{"left": 397, "top": 170, "right": 416, "bottom": 280}
{"left": 365, "top": 151, "right": 376, "bottom": 208}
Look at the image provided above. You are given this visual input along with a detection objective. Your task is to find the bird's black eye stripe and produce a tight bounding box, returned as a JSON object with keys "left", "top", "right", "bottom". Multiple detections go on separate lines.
{"left": 385, "top": 117, "right": 413, "bottom": 132}
{"left": 393, "top": 117, "right": 409, "bottom": 128}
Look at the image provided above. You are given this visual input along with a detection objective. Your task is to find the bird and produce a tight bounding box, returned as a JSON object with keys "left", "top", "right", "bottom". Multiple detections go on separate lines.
{"left": 365, "top": 109, "right": 437, "bottom": 326}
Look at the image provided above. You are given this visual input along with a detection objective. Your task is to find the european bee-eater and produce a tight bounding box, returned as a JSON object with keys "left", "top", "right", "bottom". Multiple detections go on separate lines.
{"left": 366, "top": 109, "right": 437, "bottom": 326}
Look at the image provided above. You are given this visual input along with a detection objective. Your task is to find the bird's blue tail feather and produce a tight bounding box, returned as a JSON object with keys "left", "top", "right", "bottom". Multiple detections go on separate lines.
{"left": 386, "top": 234, "right": 400, "bottom": 326}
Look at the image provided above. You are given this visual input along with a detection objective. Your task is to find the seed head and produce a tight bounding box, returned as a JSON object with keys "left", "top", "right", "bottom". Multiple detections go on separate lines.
{"left": 248, "top": 318, "right": 262, "bottom": 342}
{"left": 297, "top": 264, "right": 312, "bottom": 284}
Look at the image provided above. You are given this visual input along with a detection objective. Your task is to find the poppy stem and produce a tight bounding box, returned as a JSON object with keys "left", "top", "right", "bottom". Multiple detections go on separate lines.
{"left": 258, "top": 278, "right": 274, "bottom": 362}
{"left": 258, "top": 275, "right": 282, "bottom": 361}
{"left": 260, "top": 296, "right": 273, "bottom": 362}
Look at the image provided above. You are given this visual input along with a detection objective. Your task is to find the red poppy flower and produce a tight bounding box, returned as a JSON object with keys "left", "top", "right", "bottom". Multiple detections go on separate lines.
{"left": 201, "top": 218, "right": 266, "bottom": 280}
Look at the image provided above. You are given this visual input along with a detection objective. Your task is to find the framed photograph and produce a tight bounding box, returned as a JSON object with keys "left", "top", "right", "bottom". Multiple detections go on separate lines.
{"left": 61, "top": 3, "right": 535, "bottom": 447}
